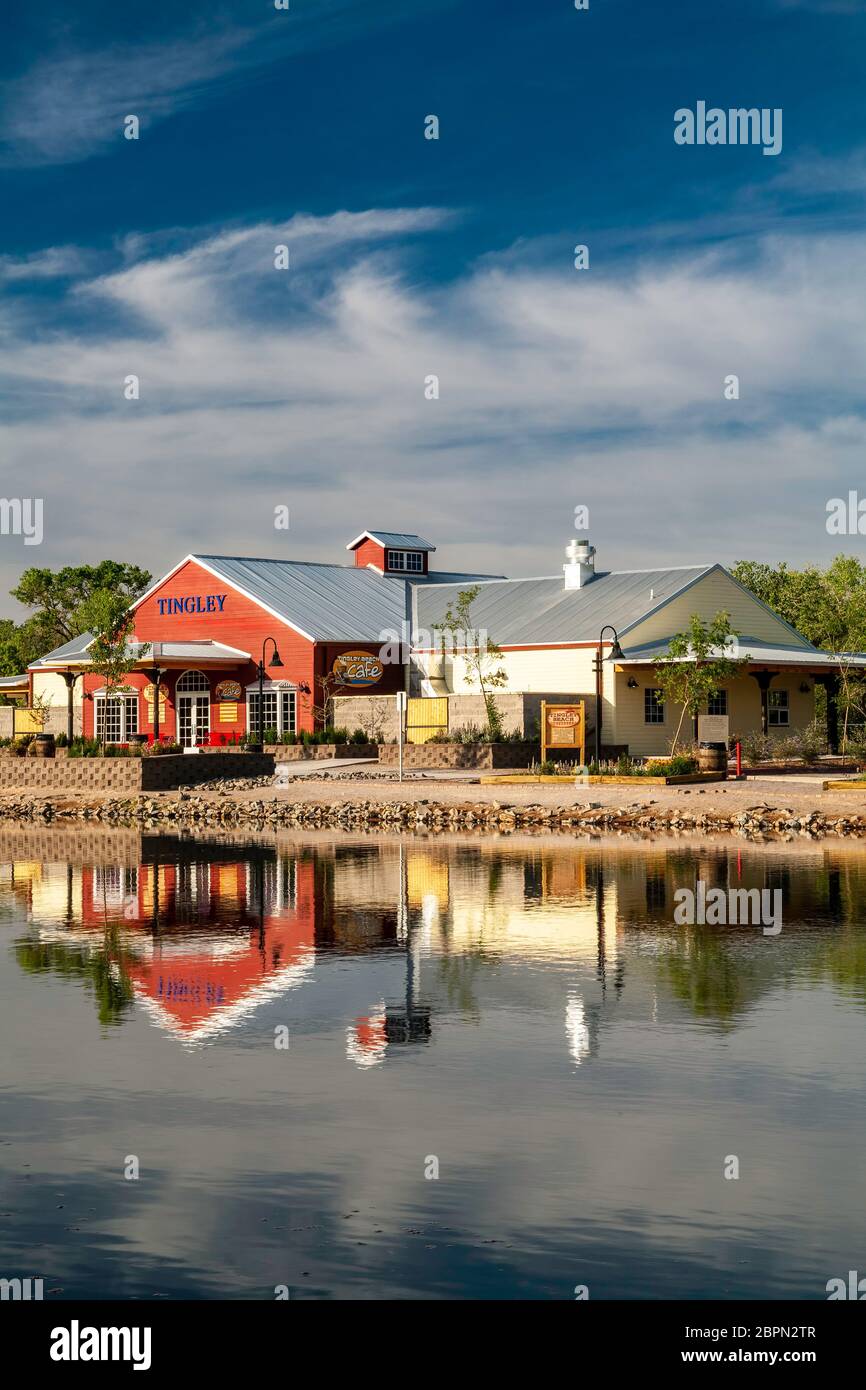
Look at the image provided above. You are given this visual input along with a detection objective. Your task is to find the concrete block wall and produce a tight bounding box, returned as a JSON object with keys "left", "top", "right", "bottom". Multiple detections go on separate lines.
{"left": 335, "top": 692, "right": 592, "bottom": 741}
{"left": 0, "top": 752, "right": 275, "bottom": 792}
{"left": 0, "top": 707, "right": 84, "bottom": 738}
{"left": 265, "top": 743, "right": 378, "bottom": 761}
{"left": 377, "top": 742, "right": 536, "bottom": 769}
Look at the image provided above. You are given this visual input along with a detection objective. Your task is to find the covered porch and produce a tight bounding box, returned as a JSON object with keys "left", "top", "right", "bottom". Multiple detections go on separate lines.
{"left": 612, "top": 640, "right": 866, "bottom": 757}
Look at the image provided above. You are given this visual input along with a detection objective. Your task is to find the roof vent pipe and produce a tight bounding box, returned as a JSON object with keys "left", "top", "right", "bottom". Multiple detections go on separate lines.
{"left": 563, "top": 538, "right": 596, "bottom": 590}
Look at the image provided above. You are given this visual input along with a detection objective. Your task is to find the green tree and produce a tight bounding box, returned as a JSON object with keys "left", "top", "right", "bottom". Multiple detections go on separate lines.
{"left": 653, "top": 611, "right": 747, "bottom": 751}
{"left": 438, "top": 585, "right": 508, "bottom": 740}
{"left": 80, "top": 592, "right": 149, "bottom": 747}
{"left": 10, "top": 561, "right": 151, "bottom": 653}
{"left": 732, "top": 556, "right": 866, "bottom": 743}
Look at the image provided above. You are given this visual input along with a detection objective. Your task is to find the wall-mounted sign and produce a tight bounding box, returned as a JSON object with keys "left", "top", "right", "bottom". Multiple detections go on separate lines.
{"left": 143, "top": 682, "right": 169, "bottom": 705}
{"left": 215, "top": 679, "right": 242, "bottom": 701}
{"left": 156, "top": 595, "right": 227, "bottom": 615}
{"left": 218, "top": 702, "right": 238, "bottom": 722}
{"left": 332, "top": 650, "right": 384, "bottom": 687}
{"left": 541, "top": 701, "right": 585, "bottom": 761}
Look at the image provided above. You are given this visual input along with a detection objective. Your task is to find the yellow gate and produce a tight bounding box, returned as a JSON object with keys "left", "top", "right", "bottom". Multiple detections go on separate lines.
{"left": 13, "top": 707, "right": 44, "bottom": 735}
{"left": 406, "top": 697, "right": 448, "bottom": 744}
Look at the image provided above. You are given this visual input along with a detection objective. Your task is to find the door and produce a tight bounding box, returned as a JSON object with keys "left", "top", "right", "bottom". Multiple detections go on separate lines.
{"left": 178, "top": 694, "right": 210, "bottom": 747}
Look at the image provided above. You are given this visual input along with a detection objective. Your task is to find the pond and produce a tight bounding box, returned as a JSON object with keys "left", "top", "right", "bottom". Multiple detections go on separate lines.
{"left": 1, "top": 827, "right": 864, "bottom": 1300}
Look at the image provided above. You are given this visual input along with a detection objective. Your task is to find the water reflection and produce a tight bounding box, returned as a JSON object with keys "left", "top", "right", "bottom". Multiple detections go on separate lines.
{"left": 4, "top": 833, "right": 866, "bottom": 1050}
{"left": 2, "top": 829, "right": 866, "bottom": 1299}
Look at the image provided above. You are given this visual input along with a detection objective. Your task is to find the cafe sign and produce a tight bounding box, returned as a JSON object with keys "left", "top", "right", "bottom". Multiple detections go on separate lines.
{"left": 332, "top": 650, "right": 384, "bottom": 687}
{"left": 215, "top": 680, "right": 242, "bottom": 701}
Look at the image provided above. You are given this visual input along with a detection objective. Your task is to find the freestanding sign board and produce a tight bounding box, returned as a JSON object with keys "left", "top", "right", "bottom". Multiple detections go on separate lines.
{"left": 698, "top": 714, "right": 730, "bottom": 744}
{"left": 541, "top": 701, "right": 586, "bottom": 764}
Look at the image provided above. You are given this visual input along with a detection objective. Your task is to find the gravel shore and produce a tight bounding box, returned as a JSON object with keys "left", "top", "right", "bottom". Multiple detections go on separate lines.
{"left": 1, "top": 771, "right": 865, "bottom": 837}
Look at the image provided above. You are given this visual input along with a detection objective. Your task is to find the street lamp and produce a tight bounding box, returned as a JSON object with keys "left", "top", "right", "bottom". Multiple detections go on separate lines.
{"left": 594, "top": 625, "right": 624, "bottom": 766}
{"left": 252, "top": 637, "right": 283, "bottom": 750}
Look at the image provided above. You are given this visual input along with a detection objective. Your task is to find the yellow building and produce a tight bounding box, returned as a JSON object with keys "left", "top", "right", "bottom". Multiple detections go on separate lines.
{"left": 412, "top": 538, "right": 864, "bottom": 756}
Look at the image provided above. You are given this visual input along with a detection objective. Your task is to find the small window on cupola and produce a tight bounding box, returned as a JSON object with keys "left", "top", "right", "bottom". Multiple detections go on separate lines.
{"left": 386, "top": 550, "right": 423, "bottom": 573}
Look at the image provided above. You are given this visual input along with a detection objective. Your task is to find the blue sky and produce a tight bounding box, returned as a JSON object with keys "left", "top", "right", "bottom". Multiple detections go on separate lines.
{"left": 2, "top": 0, "right": 866, "bottom": 615}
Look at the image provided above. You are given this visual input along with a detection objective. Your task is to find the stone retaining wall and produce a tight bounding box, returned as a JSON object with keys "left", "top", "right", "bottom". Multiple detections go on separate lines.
{"left": 0, "top": 752, "right": 274, "bottom": 791}
{"left": 264, "top": 743, "right": 378, "bottom": 761}
{"left": 377, "top": 742, "right": 536, "bottom": 769}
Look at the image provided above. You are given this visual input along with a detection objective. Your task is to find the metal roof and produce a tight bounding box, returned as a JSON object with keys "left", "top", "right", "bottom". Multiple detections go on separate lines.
{"left": 346, "top": 531, "right": 436, "bottom": 552}
{"left": 423, "top": 570, "right": 507, "bottom": 585}
{"left": 621, "top": 638, "right": 866, "bottom": 667}
{"left": 0, "top": 673, "right": 28, "bottom": 688}
{"left": 29, "top": 633, "right": 94, "bottom": 667}
{"left": 414, "top": 567, "right": 714, "bottom": 645}
{"left": 195, "top": 555, "right": 410, "bottom": 642}
{"left": 31, "top": 635, "right": 250, "bottom": 669}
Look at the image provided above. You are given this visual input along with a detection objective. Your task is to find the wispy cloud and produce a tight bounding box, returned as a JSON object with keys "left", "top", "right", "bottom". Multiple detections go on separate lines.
{"left": 0, "top": 28, "right": 249, "bottom": 168}
{"left": 0, "top": 245, "right": 98, "bottom": 283}
{"left": 0, "top": 0, "right": 457, "bottom": 169}
{"left": 2, "top": 208, "right": 866, "bottom": 601}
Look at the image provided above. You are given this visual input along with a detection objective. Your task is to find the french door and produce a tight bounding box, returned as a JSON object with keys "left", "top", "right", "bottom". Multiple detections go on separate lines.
{"left": 178, "top": 694, "right": 210, "bottom": 747}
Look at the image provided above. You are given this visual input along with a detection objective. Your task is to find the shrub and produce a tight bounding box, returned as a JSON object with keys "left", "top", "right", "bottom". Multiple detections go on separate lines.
{"left": 281, "top": 731, "right": 297, "bottom": 745}
{"left": 454, "top": 722, "right": 484, "bottom": 745}
{"left": 770, "top": 732, "right": 800, "bottom": 761}
{"left": 647, "top": 754, "right": 698, "bottom": 775}
{"left": 263, "top": 726, "right": 278, "bottom": 745}
{"left": 794, "top": 720, "right": 828, "bottom": 765}
{"left": 350, "top": 728, "right": 368, "bottom": 744}
{"left": 740, "top": 729, "right": 770, "bottom": 764}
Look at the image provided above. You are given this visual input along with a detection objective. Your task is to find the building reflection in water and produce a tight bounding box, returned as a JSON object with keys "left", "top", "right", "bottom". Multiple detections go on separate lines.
{"left": 4, "top": 832, "right": 865, "bottom": 1054}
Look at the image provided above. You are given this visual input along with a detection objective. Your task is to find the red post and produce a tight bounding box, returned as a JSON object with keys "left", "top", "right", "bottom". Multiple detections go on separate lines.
{"left": 736, "top": 741, "right": 742, "bottom": 778}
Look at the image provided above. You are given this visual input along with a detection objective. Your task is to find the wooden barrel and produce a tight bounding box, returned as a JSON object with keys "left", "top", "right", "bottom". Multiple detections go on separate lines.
{"left": 32, "top": 734, "right": 56, "bottom": 758}
{"left": 698, "top": 741, "right": 727, "bottom": 775}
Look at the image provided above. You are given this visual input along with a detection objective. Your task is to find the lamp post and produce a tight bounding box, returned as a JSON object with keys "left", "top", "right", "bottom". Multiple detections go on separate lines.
{"left": 594, "top": 625, "right": 624, "bottom": 766}
{"left": 252, "top": 637, "right": 283, "bottom": 751}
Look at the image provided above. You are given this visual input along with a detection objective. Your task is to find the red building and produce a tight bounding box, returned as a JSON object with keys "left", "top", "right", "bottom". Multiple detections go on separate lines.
{"left": 30, "top": 529, "right": 491, "bottom": 746}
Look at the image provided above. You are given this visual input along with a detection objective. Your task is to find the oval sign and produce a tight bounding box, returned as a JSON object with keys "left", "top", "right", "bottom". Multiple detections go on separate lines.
{"left": 549, "top": 709, "right": 580, "bottom": 726}
{"left": 215, "top": 679, "right": 242, "bottom": 701}
{"left": 333, "top": 650, "right": 384, "bottom": 687}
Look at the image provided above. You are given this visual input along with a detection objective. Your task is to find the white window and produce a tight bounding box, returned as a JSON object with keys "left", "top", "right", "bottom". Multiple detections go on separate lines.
{"left": 768, "top": 690, "right": 789, "bottom": 727}
{"left": 95, "top": 693, "right": 139, "bottom": 743}
{"left": 246, "top": 685, "right": 297, "bottom": 738}
{"left": 176, "top": 669, "right": 210, "bottom": 692}
{"left": 386, "top": 549, "right": 423, "bottom": 573}
{"left": 644, "top": 688, "right": 665, "bottom": 725}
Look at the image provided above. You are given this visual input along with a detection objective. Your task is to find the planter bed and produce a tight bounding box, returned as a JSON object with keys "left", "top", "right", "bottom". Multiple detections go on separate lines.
{"left": 378, "top": 742, "right": 536, "bottom": 770}
{"left": 483, "top": 772, "right": 727, "bottom": 787}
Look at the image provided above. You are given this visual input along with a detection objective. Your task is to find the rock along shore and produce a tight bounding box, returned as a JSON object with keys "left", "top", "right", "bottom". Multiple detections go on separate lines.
{"left": 0, "top": 779, "right": 864, "bottom": 838}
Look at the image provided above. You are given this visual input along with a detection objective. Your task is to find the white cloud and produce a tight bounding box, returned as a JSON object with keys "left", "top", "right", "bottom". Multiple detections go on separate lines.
{"left": 1, "top": 209, "right": 866, "bottom": 613}
{"left": 0, "top": 246, "right": 97, "bottom": 283}
{"left": 0, "top": 29, "right": 249, "bottom": 167}
{"left": 0, "top": 1, "right": 458, "bottom": 168}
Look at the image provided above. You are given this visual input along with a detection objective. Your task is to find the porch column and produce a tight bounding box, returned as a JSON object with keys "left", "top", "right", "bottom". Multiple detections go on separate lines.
{"left": 750, "top": 670, "right": 778, "bottom": 737}
{"left": 60, "top": 670, "right": 78, "bottom": 742}
{"left": 146, "top": 667, "right": 165, "bottom": 742}
{"left": 816, "top": 674, "right": 840, "bottom": 754}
